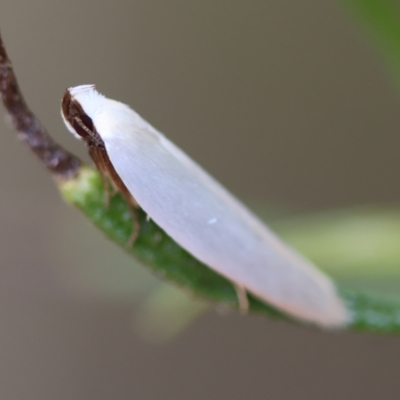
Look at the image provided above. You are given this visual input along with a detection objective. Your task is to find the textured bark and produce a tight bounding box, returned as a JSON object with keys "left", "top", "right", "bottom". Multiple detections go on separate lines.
{"left": 0, "top": 32, "right": 81, "bottom": 179}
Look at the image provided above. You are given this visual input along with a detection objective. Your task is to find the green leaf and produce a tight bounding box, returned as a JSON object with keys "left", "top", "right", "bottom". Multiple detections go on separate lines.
{"left": 60, "top": 166, "right": 400, "bottom": 333}
{"left": 339, "top": 0, "right": 400, "bottom": 87}
{"left": 135, "top": 285, "right": 209, "bottom": 343}
{"left": 273, "top": 208, "right": 400, "bottom": 281}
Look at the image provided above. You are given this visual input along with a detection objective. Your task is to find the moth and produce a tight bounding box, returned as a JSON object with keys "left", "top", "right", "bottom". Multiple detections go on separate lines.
{"left": 61, "top": 85, "right": 349, "bottom": 328}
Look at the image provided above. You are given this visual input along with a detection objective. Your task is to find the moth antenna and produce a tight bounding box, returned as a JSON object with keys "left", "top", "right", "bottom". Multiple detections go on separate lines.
{"left": 124, "top": 198, "right": 140, "bottom": 247}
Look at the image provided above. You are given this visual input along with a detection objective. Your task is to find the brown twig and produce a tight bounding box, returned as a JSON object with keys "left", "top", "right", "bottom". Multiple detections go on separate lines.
{"left": 0, "top": 31, "right": 81, "bottom": 179}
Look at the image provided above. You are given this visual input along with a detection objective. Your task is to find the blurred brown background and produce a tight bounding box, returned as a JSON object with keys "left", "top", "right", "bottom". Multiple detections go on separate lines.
{"left": 1, "top": 1, "right": 400, "bottom": 399}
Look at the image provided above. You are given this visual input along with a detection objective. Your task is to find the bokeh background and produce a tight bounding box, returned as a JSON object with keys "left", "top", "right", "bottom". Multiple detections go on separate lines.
{"left": 1, "top": 1, "right": 400, "bottom": 399}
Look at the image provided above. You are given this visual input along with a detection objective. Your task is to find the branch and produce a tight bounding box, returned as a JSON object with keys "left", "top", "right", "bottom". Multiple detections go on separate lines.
{"left": 2, "top": 29, "right": 400, "bottom": 334}
{"left": 0, "top": 32, "right": 81, "bottom": 179}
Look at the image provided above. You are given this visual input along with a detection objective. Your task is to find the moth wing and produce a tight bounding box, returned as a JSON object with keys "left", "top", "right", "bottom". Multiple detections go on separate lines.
{"left": 96, "top": 102, "right": 349, "bottom": 328}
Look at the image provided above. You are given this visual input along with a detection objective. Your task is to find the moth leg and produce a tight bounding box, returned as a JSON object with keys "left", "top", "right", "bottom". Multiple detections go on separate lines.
{"left": 235, "top": 284, "right": 249, "bottom": 314}
{"left": 127, "top": 204, "right": 140, "bottom": 247}
{"left": 105, "top": 176, "right": 140, "bottom": 246}
{"left": 98, "top": 157, "right": 141, "bottom": 246}
{"left": 101, "top": 173, "right": 112, "bottom": 208}
{"left": 119, "top": 191, "right": 140, "bottom": 247}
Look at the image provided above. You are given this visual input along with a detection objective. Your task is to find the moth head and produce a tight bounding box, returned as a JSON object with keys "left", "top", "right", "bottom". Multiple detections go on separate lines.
{"left": 61, "top": 84, "right": 105, "bottom": 146}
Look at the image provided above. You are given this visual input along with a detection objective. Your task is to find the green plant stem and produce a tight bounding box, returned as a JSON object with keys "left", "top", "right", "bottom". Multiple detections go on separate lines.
{"left": 60, "top": 167, "right": 400, "bottom": 333}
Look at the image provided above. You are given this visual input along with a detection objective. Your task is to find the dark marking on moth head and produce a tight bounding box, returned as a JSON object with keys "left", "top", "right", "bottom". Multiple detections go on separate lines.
{"left": 61, "top": 88, "right": 139, "bottom": 213}
{"left": 61, "top": 89, "right": 104, "bottom": 147}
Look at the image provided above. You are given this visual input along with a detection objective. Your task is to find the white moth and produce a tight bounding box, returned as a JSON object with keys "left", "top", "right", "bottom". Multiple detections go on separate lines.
{"left": 61, "top": 84, "right": 350, "bottom": 328}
